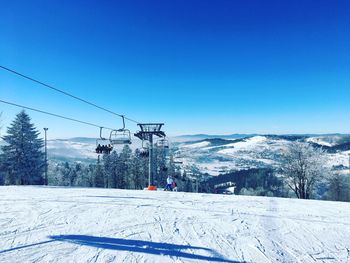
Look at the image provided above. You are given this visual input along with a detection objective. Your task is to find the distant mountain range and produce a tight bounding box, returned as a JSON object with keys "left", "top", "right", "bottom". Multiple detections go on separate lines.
{"left": 173, "top": 134, "right": 258, "bottom": 142}
{"left": 173, "top": 134, "right": 350, "bottom": 175}
{"left": 175, "top": 133, "right": 350, "bottom": 141}
{"left": 1, "top": 133, "right": 350, "bottom": 175}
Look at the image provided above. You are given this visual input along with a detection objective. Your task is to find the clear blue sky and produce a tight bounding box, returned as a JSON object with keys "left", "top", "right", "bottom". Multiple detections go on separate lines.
{"left": 1, "top": 0, "right": 349, "bottom": 138}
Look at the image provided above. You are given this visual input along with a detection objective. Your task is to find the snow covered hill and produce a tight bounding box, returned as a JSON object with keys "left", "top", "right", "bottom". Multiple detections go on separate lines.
{"left": 29, "top": 134, "right": 350, "bottom": 175}
{"left": 174, "top": 135, "right": 350, "bottom": 175}
{"left": 0, "top": 186, "right": 349, "bottom": 263}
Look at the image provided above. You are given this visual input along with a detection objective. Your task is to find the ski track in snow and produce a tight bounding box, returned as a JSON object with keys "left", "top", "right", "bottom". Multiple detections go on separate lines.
{"left": 0, "top": 186, "right": 350, "bottom": 263}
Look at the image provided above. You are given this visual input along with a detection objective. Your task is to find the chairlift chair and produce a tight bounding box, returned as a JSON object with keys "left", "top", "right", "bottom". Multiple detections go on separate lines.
{"left": 156, "top": 138, "right": 169, "bottom": 149}
{"left": 109, "top": 115, "right": 132, "bottom": 145}
{"left": 95, "top": 127, "right": 113, "bottom": 154}
{"left": 139, "top": 140, "right": 149, "bottom": 158}
{"left": 109, "top": 129, "right": 132, "bottom": 145}
{"left": 140, "top": 150, "right": 149, "bottom": 158}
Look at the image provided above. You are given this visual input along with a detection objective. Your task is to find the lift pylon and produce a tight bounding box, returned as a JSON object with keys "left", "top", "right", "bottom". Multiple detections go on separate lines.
{"left": 134, "top": 123, "right": 166, "bottom": 190}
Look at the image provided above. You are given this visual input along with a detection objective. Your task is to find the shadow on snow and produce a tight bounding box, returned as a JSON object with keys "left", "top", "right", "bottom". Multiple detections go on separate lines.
{"left": 0, "top": 240, "right": 55, "bottom": 254}
{"left": 49, "top": 235, "right": 242, "bottom": 262}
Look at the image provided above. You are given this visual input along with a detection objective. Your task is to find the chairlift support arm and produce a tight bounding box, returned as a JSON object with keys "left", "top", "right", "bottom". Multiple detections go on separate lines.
{"left": 99, "top": 127, "right": 106, "bottom": 140}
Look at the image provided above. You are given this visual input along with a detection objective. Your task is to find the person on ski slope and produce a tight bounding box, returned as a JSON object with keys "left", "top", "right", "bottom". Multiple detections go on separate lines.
{"left": 165, "top": 175, "right": 173, "bottom": 191}
{"left": 172, "top": 179, "right": 178, "bottom": 192}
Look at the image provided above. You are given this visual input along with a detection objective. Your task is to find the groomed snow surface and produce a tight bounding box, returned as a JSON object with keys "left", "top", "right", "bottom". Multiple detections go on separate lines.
{"left": 1, "top": 187, "right": 350, "bottom": 263}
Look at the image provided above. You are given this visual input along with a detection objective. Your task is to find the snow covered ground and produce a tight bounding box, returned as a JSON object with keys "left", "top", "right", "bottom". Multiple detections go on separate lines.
{"left": 1, "top": 186, "right": 350, "bottom": 263}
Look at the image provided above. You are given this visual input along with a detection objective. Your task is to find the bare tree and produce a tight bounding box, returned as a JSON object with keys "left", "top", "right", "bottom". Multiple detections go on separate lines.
{"left": 281, "top": 141, "right": 329, "bottom": 199}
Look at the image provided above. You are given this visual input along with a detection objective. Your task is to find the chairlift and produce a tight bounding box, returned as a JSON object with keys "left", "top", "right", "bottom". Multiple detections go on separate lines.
{"left": 95, "top": 127, "right": 113, "bottom": 154}
{"left": 110, "top": 129, "right": 132, "bottom": 145}
{"left": 109, "top": 116, "right": 132, "bottom": 145}
{"left": 140, "top": 150, "right": 149, "bottom": 158}
{"left": 139, "top": 140, "right": 149, "bottom": 158}
{"left": 156, "top": 137, "right": 169, "bottom": 149}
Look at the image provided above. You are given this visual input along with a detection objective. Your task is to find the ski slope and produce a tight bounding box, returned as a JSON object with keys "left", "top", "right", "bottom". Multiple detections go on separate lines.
{"left": 0, "top": 186, "right": 349, "bottom": 263}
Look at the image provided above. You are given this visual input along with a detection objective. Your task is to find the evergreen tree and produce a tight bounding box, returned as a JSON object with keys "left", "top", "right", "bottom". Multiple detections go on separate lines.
{"left": 60, "top": 162, "right": 72, "bottom": 186}
{"left": 118, "top": 145, "right": 132, "bottom": 188}
{"left": 154, "top": 146, "right": 168, "bottom": 187}
{"left": 1, "top": 111, "right": 44, "bottom": 185}
{"left": 132, "top": 149, "right": 148, "bottom": 189}
{"left": 49, "top": 162, "right": 63, "bottom": 186}
{"left": 94, "top": 156, "right": 104, "bottom": 187}
{"left": 0, "top": 112, "right": 3, "bottom": 185}
{"left": 328, "top": 173, "right": 350, "bottom": 201}
{"left": 70, "top": 163, "right": 81, "bottom": 186}
{"left": 79, "top": 164, "right": 95, "bottom": 187}
{"left": 103, "top": 152, "right": 119, "bottom": 188}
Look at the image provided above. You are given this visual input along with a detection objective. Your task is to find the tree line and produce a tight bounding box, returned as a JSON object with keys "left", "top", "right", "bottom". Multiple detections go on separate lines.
{"left": 0, "top": 110, "right": 349, "bottom": 202}
{"left": 207, "top": 141, "right": 350, "bottom": 201}
{"left": 46, "top": 150, "right": 199, "bottom": 192}
{"left": 0, "top": 111, "right": 198, "bottom": 191}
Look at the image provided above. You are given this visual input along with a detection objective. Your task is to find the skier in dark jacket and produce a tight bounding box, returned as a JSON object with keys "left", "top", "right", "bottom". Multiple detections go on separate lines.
{"left": 107, "top": 144, "right": 113, "bottom": 154}
{"left": 96, "top": 144, "right": 102, "bottom": 154}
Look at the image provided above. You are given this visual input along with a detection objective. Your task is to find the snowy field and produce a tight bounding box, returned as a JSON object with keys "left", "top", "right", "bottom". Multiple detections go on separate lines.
{"left": 1, "top": 186, "right": 350, "bottom": 263}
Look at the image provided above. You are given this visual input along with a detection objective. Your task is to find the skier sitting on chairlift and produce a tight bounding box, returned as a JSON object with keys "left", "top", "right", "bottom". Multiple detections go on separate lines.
{"left": 96, "top": 144, "right": 102, "bottom": 154}
{"left": 100, "top": 145, "right": 105, "bottom": 154}
{"left": 106, "top": 144, "right": 113, "bottom": 154}
{"left": 96, "top": 144, "right": 111, "bottom": 155}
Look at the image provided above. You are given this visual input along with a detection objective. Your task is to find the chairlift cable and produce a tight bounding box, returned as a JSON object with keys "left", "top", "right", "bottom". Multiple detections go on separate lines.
{"left": 0, "top": 65, "right": 140, "bottom": 124}
{"left": 0, "top": 99, "right": 114, "bottom": 130}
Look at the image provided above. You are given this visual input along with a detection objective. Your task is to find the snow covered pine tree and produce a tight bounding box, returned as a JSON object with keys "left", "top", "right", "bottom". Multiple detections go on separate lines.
{"left": 1, "top": 110, "right": 45, "bottom": 185}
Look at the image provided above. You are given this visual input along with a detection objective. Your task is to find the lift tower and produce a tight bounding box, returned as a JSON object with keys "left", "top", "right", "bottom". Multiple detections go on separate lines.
{"left": 134, "top": 123, "right": 165, "bottom": 190}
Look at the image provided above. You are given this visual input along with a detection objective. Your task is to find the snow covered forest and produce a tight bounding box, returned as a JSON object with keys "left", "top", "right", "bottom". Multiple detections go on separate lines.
{"left": 0, "top": 111, "right": 349, "bottom": 202}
